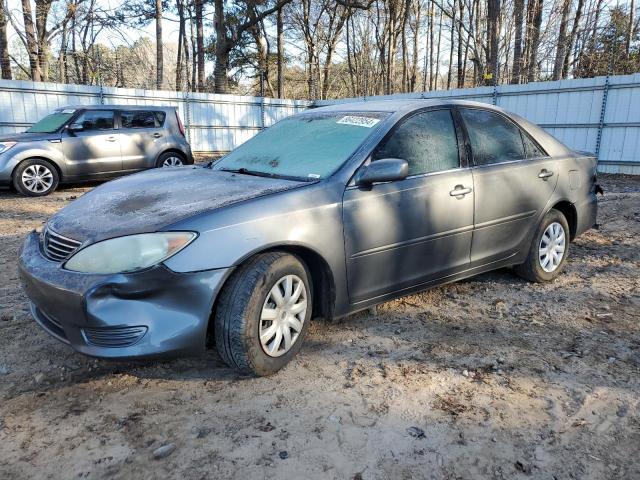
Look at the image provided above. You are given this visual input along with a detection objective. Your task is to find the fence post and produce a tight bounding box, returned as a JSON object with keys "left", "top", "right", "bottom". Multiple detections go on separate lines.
{"left": 99, "top": 84, "right": 104, "bottom": 105}
{"left": 492, "top": 82, "right": 498, "bottom": 106}
{"left": 260, "top": 70, "right": 266, "bottom": 130}
{"left": 184, "top": 89, "right": 192, "bottom": 145}
{"left": 595, "top": 75, "right": 610, "bottom": 160}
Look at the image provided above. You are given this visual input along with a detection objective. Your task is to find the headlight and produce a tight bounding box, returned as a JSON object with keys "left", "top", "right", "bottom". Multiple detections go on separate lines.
{"left": 64, "top": 232, "right": 196, "bottom": 274}
{"left": 0, "top": 142, "right": 16, "bottom": 154}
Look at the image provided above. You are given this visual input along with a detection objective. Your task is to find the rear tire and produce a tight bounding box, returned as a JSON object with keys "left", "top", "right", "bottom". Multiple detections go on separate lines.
{"left": 515, "top": 209, "right": 570, "bottom": 283}
{"left": 156, "top": 152, "right": 185, "bottom": 168}
{"left": 13, "top": 159, "right": 59, "bottom": 197}
{"left": 214, "top": 252, "right": 312, "bottom": 376}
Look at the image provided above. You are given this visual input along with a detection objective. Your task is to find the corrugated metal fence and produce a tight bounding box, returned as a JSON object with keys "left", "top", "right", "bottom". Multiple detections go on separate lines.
{"left": 314, "top": 73, "right": 640, "bottom": 175}
{"left": 1, "top": 75, "right": 639, "bottom": 173}
{"left": 0, "top": 79, "right": 310, "bottom": 155}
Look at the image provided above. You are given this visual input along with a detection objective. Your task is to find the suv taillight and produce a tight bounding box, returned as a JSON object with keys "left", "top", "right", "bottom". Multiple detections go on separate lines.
{"left": 176, "top": 111, "right": 186, "bottom": 137}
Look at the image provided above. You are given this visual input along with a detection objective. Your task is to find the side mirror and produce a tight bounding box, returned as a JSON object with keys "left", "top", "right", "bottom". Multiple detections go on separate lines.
{"left": 67, "top": 123, "right": 84, "bottom": 133}
{"left": 356, "top": 158, "right": 409, "bottom": 186}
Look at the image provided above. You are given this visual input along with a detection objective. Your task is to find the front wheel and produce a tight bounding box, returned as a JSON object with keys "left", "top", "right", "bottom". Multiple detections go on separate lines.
{"left": 515, "top": 208, "right": 570, "bottom": 282}
{"left": 13, "top": 159, "right": 59, "bottom": 196}
{"left": 214, "top": 252, "right": 312, "bottom": 376}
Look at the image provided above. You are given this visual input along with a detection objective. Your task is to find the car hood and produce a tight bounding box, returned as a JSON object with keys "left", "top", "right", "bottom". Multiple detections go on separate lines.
{"left": 47, "top": 167, "right": 308, "bottom": 244}
{"left": 0, "top": 132, "right": 59, "bottom": 143}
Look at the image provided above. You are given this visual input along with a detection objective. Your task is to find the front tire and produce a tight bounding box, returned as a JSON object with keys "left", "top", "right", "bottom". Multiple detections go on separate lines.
{"left": 13, "top": 159, "right": 59, "bottom": 196}
{"left": 214, "top": 252, "right": 312, "bottom": 376}
{"left": 515, "top": 208, "right": 570, "bottom": 282}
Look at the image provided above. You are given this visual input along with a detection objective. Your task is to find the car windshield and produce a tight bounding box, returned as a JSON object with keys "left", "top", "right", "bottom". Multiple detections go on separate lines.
{"left": 213, "top": 112, "right": 389, "bottom": 180}
{"left": 26, "top": 110, "right": 76, "bottom": 133}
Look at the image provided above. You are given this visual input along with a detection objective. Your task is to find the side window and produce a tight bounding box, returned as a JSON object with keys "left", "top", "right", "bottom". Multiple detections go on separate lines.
{"left": 521, "top": 131, "right": 547, "bottom": 158}
{"left": 121, "top": 111, "right": 165, "bottom": 129}
{"left": 74, "top": 110, "right": 114, "bottom": 131}
{"left": 372, "top": 109, "right": 459, "bottom": 176}
{"left": 460, "top": 108, "right": 526, "bottom": 166}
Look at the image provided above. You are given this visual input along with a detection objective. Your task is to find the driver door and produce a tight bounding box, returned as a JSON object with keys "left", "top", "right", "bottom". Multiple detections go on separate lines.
{"left": 62, "top": 109, "right": 122, "bottom": 177}
{"left": 343, "top": 109, "right": 474, "bottom": 305}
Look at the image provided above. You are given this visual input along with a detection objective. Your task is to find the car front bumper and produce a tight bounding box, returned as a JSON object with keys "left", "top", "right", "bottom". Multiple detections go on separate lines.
{"left": 18, "top": 230, "right": 230, "bottom": 359}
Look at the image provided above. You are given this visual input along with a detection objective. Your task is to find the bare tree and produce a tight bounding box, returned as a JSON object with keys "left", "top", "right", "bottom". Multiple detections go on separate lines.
{"left": 0, "top": 0, "right": 11, "bottom": 79}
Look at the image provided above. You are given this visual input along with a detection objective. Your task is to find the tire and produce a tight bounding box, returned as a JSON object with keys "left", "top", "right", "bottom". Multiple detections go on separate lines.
{"left": 13, "top": 159, "right": 59, "bottom": 197}
{"left": 155, "top": 151, "right": 185, "bottom": 168}
{"left": 515, "top": 208, "right": 570, "bottom": 283}
{"left": 214, "top": 252, "right": 312, "bottom": 376}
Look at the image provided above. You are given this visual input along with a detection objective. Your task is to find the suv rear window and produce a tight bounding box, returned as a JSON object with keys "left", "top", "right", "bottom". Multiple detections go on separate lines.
{"left": 121, "top": 111, "right": 166, "bottom": 129}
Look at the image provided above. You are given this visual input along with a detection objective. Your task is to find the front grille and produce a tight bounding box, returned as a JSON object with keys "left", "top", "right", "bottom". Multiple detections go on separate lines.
{"left": 43, "top": 228, "right": 82, "bottom": 262}
{"left": 83, "top": 326, "right": 148, "bottom": 348}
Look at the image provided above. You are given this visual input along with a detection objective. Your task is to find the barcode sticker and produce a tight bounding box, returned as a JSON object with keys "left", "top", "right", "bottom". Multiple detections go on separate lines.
{"left": 337, "top": 116, "right": 380, "bottom": 128}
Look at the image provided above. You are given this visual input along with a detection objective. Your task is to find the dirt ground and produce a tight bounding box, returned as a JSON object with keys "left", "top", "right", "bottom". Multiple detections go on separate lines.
{"left": 0, "top": 175, "right": 638, "bottom": 480}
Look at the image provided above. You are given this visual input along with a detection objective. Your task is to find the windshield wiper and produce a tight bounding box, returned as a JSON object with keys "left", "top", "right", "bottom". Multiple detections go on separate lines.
{"left": 219, "top": 168, "right": 317, "bottom": 182}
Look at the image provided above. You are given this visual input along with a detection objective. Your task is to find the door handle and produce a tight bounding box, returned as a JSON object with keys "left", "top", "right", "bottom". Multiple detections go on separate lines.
{"left": 153, "top": 133, "right": 163, "bottom": 138}
{"left": 538, "top": 169, "right": 554, "bottom": 179}
{"left": 105, "top": 136, "right": 117, "bottom": 142}
{"left": 449, "top": 185, "right": 472, "bottom": 197}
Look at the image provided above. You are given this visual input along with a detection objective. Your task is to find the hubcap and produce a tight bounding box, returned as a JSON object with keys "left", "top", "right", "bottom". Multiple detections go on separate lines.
{"left": 162, "top": 156, "right": 183, "bottom": 167}
{"left": 259, "top": 274, "right": 307, "bottom": 357}
{"left": 22, "top": 164, "right": 53, "bottom": 193}
{"left": 539, "top": 222, "right": 566, "bottom": 273}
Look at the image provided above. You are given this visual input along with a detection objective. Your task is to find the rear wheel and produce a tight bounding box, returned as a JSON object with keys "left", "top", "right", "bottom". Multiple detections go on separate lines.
{"left": 13, "top": 159, "right": 59, "bottom": 196}
{"left": 515, "top": 209, "right": 570, "bottom": 282}
{"left": 214, "top": 252, "right": 312, "bottom": 376}
{"left": 156, "top": 152, "right": 185, "bottom": 168}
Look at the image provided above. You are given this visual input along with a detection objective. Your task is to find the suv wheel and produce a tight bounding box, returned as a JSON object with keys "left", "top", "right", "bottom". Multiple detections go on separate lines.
{"left": 156, "top": 152, "right": 184, "bottom": 168}
{"left": 214, "top": 252, "right": 312, "bottom": 376}
{"left": 13, "top": 159, "right": 59, "bottom": 197}
{"left": 515, "top": 209, "right": 570, "bottom": 282}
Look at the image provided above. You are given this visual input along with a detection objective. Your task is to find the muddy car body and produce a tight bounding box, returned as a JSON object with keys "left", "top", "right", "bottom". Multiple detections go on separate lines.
{"left": 18, "top": 99, "right": 599, "bottom": 375}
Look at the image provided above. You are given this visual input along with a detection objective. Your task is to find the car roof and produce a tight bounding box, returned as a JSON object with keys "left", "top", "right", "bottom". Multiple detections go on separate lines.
{"left": 310, "top": 98, "right": 506, "bottom": 114}
{"left": 59, "top": 105, "right": 177, "bottom": 111}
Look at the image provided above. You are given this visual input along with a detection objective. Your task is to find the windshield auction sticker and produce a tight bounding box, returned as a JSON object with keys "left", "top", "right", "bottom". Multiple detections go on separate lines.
{"left": 337, "top": 116, "right": 380, "bottom": 128}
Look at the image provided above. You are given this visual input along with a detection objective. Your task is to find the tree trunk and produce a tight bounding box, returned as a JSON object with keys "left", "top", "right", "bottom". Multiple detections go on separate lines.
{"left": 552, "top": 0, "right": 571, "bottom": 80}
{"left": 511, "top": 0, "right": 524, "bottom": 83}
{"left": 277, "top": 6, "right": 284, "bottom": 98}
{"left": 428, "top": 0, "right": 434, "bottom": 90}
{"left": 626, "top": 0, "right": 635, "bottom": 56}
{"left": 562, "top": 0, "right": 584, "bottom": 78}
{"left": 156, "top": 0, "right": 163, "bottom": 89}
{"left": 447, "top": 0, "right": 456, "bottom": 89}
{"left": 0, "top": 1, "right": 11, "bottom": 79}
{"left": 34, "top": 0, "right": 51, "bottom": 81}
{"left": 527, "top": 0, "right": 543, "bottom": 82}
{"left": 195, "top": 0, "right": 205, "bottom": 91}
{"left": 21, "top": 0, "right": 40, "bottom": 81}
{"left": 487, "top": 0, "right": 500, "bottom": 85}
{"left": 213, "top": 0, "right": 230, "bottom": 94}
{"left": 456, "top": 0, "right": 464, "bottom": 87}
{"left": 176, "top": 0, "right": 185, "bottom": 91}
{"left": 435, "top": 7, "right": 443, "bottom": 89}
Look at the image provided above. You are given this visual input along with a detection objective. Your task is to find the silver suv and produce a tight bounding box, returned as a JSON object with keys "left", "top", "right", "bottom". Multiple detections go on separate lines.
{"left": 0, "top": 105, "right": 193, "bottom": 196}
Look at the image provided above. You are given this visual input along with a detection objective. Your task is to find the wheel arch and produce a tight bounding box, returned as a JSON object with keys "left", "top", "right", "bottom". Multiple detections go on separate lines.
{"left": 156, "top": 148, "right": 189, "bottom": 165}
{"left": 549, "top": 200, "right": 577, "bottom": 241}
{"left": 207, "top": 244, "right": 336, "bottom": 343}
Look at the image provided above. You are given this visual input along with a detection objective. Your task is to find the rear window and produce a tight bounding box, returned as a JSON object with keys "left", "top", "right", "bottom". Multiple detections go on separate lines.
{"left": 121, "top": 111, "right": 166, "bottom": 129}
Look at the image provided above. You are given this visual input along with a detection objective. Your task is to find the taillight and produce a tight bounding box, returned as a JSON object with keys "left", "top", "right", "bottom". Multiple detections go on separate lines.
{"left": 176, "top": 111, "right": 185, "bottom": 137}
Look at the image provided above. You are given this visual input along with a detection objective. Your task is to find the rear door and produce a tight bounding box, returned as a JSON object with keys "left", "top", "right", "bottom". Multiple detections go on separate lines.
{"left": 459, "top": 107, "right": 559, "bottom": 265}
{"left": 62, "top": 109, "right": 122, "bottom": 176}
{"left": 343, "top": 108, "right": 474, "bottom": 304}
{"left": 118, "top": 110, "right": 168, "bottom": 171}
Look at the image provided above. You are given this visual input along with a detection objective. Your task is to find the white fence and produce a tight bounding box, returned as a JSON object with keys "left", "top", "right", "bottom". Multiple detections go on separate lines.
{"left": 1, "top": 75, "right": 639, "bottom": 173}
{"left": 315, "top": 73, "right": 640, "bottom": 175}
{"left": 0, "top": 79, "right": 309, "bottom": 155}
